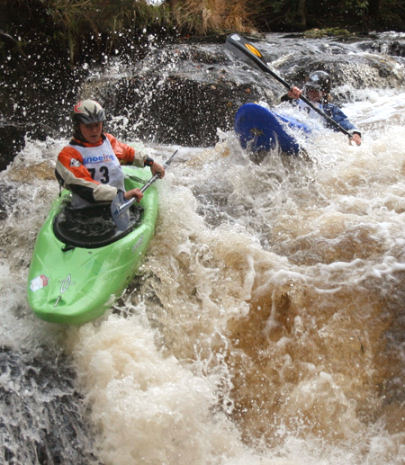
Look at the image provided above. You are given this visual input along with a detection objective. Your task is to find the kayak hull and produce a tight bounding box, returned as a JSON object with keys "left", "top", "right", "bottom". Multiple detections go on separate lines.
{"left": 234, "top": 103, "right": 311, "bottom": 155}
{"left": 27, "top": 166, "right": 158, "bottom": 325}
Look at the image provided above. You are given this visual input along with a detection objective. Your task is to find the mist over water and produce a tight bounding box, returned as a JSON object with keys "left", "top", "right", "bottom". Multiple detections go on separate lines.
{"left": 1, "top": 37, "right": 405, "bottom": 465}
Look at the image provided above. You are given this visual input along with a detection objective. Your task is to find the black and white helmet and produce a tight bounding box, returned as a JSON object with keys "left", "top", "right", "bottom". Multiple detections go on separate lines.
{"left": 72, "top": 99, "right": 106, "bottom": 124}
{"left": 304, "top": 71, "right": 331, "bottom": 93}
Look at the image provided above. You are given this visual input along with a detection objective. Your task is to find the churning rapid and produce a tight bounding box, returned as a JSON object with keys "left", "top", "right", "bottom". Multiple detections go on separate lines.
{"left": 1, "top": 35, "right": 405, "bottom": 465}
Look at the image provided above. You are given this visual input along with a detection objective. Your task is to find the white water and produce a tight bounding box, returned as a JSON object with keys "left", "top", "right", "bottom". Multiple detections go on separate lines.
{"left": 1, "top": 91, "right": 405, "bottom": 463}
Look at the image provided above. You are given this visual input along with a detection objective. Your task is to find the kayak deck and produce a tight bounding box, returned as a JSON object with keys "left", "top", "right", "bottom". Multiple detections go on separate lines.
{"left": 53, "top": 201, "right": 143, "bottom": 249}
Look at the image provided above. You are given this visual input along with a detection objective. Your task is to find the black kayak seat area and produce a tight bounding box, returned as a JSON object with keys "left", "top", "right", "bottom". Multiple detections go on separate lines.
{"left": 53, "top": 201, "right": 143, "bottom": 249}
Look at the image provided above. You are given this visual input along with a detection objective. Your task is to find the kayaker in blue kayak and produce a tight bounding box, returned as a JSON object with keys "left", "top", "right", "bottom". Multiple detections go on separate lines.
{"left": 281, "top": 70, "right": 362, "bottom": 146}
{"left": 55, "top": 99, "right": 165, "bottom": 209}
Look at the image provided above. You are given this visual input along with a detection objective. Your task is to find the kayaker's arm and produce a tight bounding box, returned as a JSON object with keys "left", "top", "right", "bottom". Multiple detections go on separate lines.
{"left": 111, "top": 149, "right": 177, "bottom": 230}
{"left": 326, "top": 105, "right": 362, "bottom": 146}
{"left": 106, "top": 133, "right": 165, "bottom": 178}
{"left": 105, "top": 133, "right": 143, "bottom": 166}
{"left": 282, "top": 88, "right": 362, "bottom": 145}
{"left": 124, "top": 188, "right": 143, "bottom": 202}
{"left": 144, "top": 157, "right": 165, "bottom": 178}
{"left": 280, "top": 86, "right": 302, "bottom": 102}
{"left": 287, "top": 86, "right": 302, "bottom": 99}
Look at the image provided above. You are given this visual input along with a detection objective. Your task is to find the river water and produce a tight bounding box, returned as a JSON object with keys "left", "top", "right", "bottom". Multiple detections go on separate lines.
{"left": 1, "top": 34, "right": 405, "bottom": 465}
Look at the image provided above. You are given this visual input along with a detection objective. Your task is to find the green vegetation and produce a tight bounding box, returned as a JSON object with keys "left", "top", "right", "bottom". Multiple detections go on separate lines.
{"left": 166, "top": 0, "right": 253, "bottom": 34}
{"left": 303, "top": 28, "right": 355, "bottom": 39}
{"left": 42, "top": 0, "right": 173, "bottom": 61}
{"left": 1, "top": 0, "right": 404, "bottom": 65}
{"left": 246, "top": 0, "right": 404, "bottom": 32}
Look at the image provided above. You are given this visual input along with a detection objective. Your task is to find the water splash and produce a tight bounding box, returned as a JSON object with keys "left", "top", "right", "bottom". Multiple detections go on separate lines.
{"left": 1, "top": 36, "right": 405, "bottom": 465}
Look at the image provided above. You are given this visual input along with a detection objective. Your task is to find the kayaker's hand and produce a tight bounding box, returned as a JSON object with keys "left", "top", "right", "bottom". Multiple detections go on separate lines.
{"left": 124, "top": 188, "right": 143, "bottom": 202}
{"left": 151, "top": 161, "right": 165, "bottom": 178}
{"left": 350, "top": 133, "right": 362, "bottom": 146}
{"left": 288, "top": 86, "right": 302, "bottom": 99}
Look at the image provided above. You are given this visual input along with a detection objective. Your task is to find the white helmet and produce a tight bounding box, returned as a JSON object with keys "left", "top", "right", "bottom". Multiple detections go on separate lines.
{"left": 72, "top": 99, "right": 105, "bottom": 124}
{"left": 304, "top": 71, "right": 332, "bottom": 93}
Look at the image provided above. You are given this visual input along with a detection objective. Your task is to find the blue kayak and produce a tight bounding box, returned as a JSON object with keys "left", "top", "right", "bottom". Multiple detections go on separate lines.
{"left": 234, "top": 103, "right": 311, "bottom": 155}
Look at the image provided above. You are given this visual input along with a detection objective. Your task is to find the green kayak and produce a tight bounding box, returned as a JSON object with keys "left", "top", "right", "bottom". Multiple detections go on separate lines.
{"left": 27, "top": 165, "right": 159, "bottom": 325}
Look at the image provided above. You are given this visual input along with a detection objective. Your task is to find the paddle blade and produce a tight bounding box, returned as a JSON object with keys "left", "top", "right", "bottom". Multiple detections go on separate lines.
{"left": 226, "top": 33, "right": 290, "bottom": 89}
{"left": 110, "top": 190, "right": 131, "bottom": 231}
{"left": 226, "top": 33, "right": 267, "bottom": 71}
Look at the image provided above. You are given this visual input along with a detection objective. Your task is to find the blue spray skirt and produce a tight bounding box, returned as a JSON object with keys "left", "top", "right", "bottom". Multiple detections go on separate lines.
{"left": 234, "top": 103, "right": 311, "bottom": 155}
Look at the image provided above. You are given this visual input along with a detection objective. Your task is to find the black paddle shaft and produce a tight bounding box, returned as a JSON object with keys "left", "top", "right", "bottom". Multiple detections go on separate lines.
{"left": 225, "top": 33, "right": 351, "bottom": 137}
{"left": 111, "top": 148, "right": 179, "bottom": 229}
{"left": 139, "top": 149, "right": 178, "bottom": 194}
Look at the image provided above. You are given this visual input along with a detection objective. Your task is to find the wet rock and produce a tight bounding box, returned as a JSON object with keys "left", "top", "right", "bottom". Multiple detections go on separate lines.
{"left": 357, "top": 36, "right": 405, "bottom": 57}
{"left": 80, "top": 36, "right": 405, "bottom": 147}
{"left": 0, "top": 29, "right": 18, "bottom": 49}
{"left": 0, "top": 346, "right": 101, "bottom": 465}
{"left": 1, "top": 33, "right": 405, "bottom": 161}
{"left": 0, "top": 184, "right": 16, "bottom": 220}
{"left": 82, "top": 44, "right": 274, "bottom": 146}
{"left": 108, "top": 75, "right": 264, "bottom": 146}
{"left": 250, "top": 33, "right": 405, "bottom": 96}
{"left": 0, "top": 124, "right": 26, "bottom": 171}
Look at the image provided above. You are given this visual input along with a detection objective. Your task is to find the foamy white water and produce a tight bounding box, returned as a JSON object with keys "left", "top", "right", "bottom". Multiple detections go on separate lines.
{"left": 1, "top": 90, "right": 405, "bottom": 464}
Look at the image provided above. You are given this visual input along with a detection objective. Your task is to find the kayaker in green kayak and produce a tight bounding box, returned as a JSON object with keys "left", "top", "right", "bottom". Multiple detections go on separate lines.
{"left": 281, "top": 71, "right": 362, "bottom": 146}
{"left": 55, "top": 99, "right": 165, "bottom": 209}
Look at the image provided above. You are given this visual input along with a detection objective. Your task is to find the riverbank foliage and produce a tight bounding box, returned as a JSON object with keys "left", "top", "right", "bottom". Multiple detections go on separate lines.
{"left": 1, "top": 0, "right": 404, "bottom": 64}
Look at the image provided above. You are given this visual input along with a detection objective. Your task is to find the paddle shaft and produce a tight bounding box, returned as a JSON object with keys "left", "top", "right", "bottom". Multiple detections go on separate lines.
{"left": 226, "top": 34, "right": 351, "bottom": 137}
{"left": 115, "top": 149, "right": 179, "bottom": 216}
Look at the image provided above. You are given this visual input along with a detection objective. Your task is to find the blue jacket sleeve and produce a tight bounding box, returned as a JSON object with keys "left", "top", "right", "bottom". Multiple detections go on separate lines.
{"left": 325, "top": 104, "right": 360, "bottom": 135}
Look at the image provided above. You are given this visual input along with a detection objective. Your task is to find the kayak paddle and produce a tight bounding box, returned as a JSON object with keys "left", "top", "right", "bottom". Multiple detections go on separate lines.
{"left": 225, "top": 33, "right": 352, "bottom": 138}
{"left": 111, "top": 148, "right": 179, "bottom": 230}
